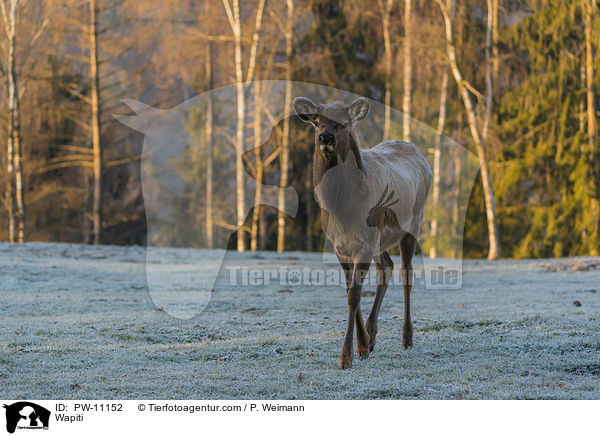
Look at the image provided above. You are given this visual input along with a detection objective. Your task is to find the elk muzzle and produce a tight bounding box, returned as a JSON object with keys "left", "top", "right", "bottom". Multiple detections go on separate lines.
{"left": 319, "top": 133, "right": 335, "bottom": 152}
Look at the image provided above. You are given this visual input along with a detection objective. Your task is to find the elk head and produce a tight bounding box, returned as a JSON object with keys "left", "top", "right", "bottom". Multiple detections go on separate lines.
{"left": 293, "top": 96, "right": 368, "bottom": 178}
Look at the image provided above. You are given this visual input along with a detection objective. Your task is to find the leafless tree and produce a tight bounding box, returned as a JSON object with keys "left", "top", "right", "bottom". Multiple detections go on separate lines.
{"left": 482, "top": 0, "right": 493, "bottom": 142}
{"left": 380, "top": 0, "right": 394, "bottom": 140}
{"left": 88, "top": 0, "right": 102, "bottom": 244}
{"left": 402, "top": 0, "right": 412, "bottom": 141}
{"left": 1, "top": 0, "right": 49, "bottom": 242}
{"left": 583, "top": 0, "right": 599, "bottom": 255}
{"left": 436, "top": 0, "right": 500, "bottom": 259}
{"left": 222, "top": 0, "right": 265, "bottom": 252}
{"left": 429, "top": 71, "right": 448, "bottom": 259}
{"left": 276, "top": 0, "right": 294, "bottom": 253}
{"left": 205, "top": 39, "right": 214, "bottom": 249}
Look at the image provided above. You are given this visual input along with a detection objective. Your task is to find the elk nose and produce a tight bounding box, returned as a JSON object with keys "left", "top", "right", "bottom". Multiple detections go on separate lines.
{"left": 319, "top": 133, "right": 334, "bottom": 145}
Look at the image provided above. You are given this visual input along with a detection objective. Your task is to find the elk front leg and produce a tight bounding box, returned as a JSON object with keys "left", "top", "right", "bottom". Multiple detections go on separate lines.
{"left": 366, "top": 251, "right": 393, "bottom": 351}
{"left": 340, "top": 261, "right": 371, "bottom": 369}
{"left": 338, "top": 257, "right": 371, "bottom": 361}
{"left": 355, "top": 302, "right": 370, "bottom": 358}
{"left": 400, "top": 234, "right": 416, "bottom": 349}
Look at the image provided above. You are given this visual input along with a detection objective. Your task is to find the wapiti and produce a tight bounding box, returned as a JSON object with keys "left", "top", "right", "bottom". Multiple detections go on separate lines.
{"left": 294, "top": 96, "right": 432, "bottom": 368}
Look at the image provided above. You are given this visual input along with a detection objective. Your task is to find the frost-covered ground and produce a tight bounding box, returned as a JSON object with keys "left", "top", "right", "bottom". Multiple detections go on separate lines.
{"left": 0, "top": 242, "right": 599, "bottom": 399}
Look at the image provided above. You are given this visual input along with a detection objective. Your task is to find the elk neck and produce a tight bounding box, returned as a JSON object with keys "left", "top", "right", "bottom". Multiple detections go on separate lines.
{"left": 312, "top": 133, "right": 368, "bottom": 217}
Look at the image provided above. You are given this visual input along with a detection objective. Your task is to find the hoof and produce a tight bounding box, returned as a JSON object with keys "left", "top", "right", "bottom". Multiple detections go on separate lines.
{"left": 402, "top": 322, "right": 413, "bottom": 349}
{"left": 366, "top": 323, "right": 377, "bottom": 352}
{"left": 357, "top": 345, "right": 370, "bottom": 359}
{"left": 339, "top": 356, "right": 353, "bottom": 369}
{"left": 401, "top": 332, "right": 413, "bottom": 348}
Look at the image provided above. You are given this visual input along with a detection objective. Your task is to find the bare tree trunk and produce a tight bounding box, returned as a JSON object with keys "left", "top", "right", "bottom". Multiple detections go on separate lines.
{"left": 4, "top": 0, "right": 19, "bottom": 243}
{"left": 222, "top": 0, "right": 246, "bottom": 251}
{"left": 205, "top": 41, "right": 214, "bottom": 249}
{"left": 452, "top": 149, "right": 462, "bottom": 258}
{"left": 259, "top": 207, "right": 268, "bottom": 250}
{"left": 223, "top": 0, "right": 266, "bottom": 252}
{"left": 82, "top": 171, "right": 91, "bottom": 243}
{"left": 584, "top": 0, "right": 599, "bottom": 255}
{"left": 436, "top": 0, "right": 500, "bottom": 259}
{"left": 3, "top": 0, "right": 26, "bottom": 243}
{"left": 584, "top": 0, "right": 597, "bottom": 155}
{"left": 249, "top": 0, "right": 268, "bottom": 251}
{"left": 250, "top": 80, "right": 263, "bottom": 252}
{"left": 277, "top": 0, "right": 294, "bottom": 253}
{"left": 5, "top": 134, "right": 15, "bottom": 243}
{"left": 402, "top": 0, "right": 412, "bottom": 142}
{"left": 381, "top": 0, "right": 393, "bottom": 140}
{"left": 246, "top": 0, "right": 266, "bottom": 84}
{"left": 305, "top": 169, "right": 313, "bottom": 251}
{"left": 482, "top": 0, "right": 493, "bottom": 142}
{"left": 452, "top": 111, "right": 463, "bottom": 258}
{"left": 233, "top": 0, "right": 245, "bottom": 252}
{"left": 580, "top": 63, "right": 586, "bottom": 145}
{"left": 429, "top": 71, "right": 448, "bottom": 259}
{"left": 90, "top": 0, "right": 102, "bottom": 245}
{"left": 13, "top": 74, "right": 24, "bottom": 243}
{"left": 492, "top": 0, "right": 499, "bottom": 86}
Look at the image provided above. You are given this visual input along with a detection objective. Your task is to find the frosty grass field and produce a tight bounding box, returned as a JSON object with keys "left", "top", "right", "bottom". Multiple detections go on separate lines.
{"left": 1, "top": 242, "right": 599, "bottom": 399}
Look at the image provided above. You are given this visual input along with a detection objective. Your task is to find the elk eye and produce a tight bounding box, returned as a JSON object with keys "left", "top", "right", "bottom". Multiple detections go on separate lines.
{"left": 343, "top": 122, "right": 349, "bottom": 128}
{"left": 313, "top": 120, "right": 319, "bottom": 127}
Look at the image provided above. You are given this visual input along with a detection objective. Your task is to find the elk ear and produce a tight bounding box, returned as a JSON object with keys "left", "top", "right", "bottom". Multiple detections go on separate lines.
{"left": 293, "top": 97, "right": 318, "bottom": 123}
{"left": 349, "top": 97, "right": 369, "bottom": 123}
{"left": 113, "top": 99, "right": 160, "bottom": 133}
{"left": 120, "top": 99, "right": 157, "bottom": 114}
{"left": 241, "top": 146, "right": 258, "bottom": 179}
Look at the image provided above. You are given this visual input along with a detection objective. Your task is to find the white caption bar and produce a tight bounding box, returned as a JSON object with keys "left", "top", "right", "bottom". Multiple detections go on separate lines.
{"left": 0, "top": 400, "right": 595, "bottom": 436}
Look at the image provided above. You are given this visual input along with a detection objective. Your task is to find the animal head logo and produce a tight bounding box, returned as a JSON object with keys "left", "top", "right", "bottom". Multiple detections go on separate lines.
{"left": 114, "top": 81, "right": 478, "bottom": 318}
{"left": 3, "top": 402, "right": 50, "bottom": 434}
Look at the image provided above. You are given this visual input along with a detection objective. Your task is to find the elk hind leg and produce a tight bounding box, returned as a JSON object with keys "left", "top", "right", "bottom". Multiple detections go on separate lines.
{"left": 366, "top": 251, "right": 393, "bottom": 352}
{"left": 400, "top": 234, "right": 416, "bottom": 349}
